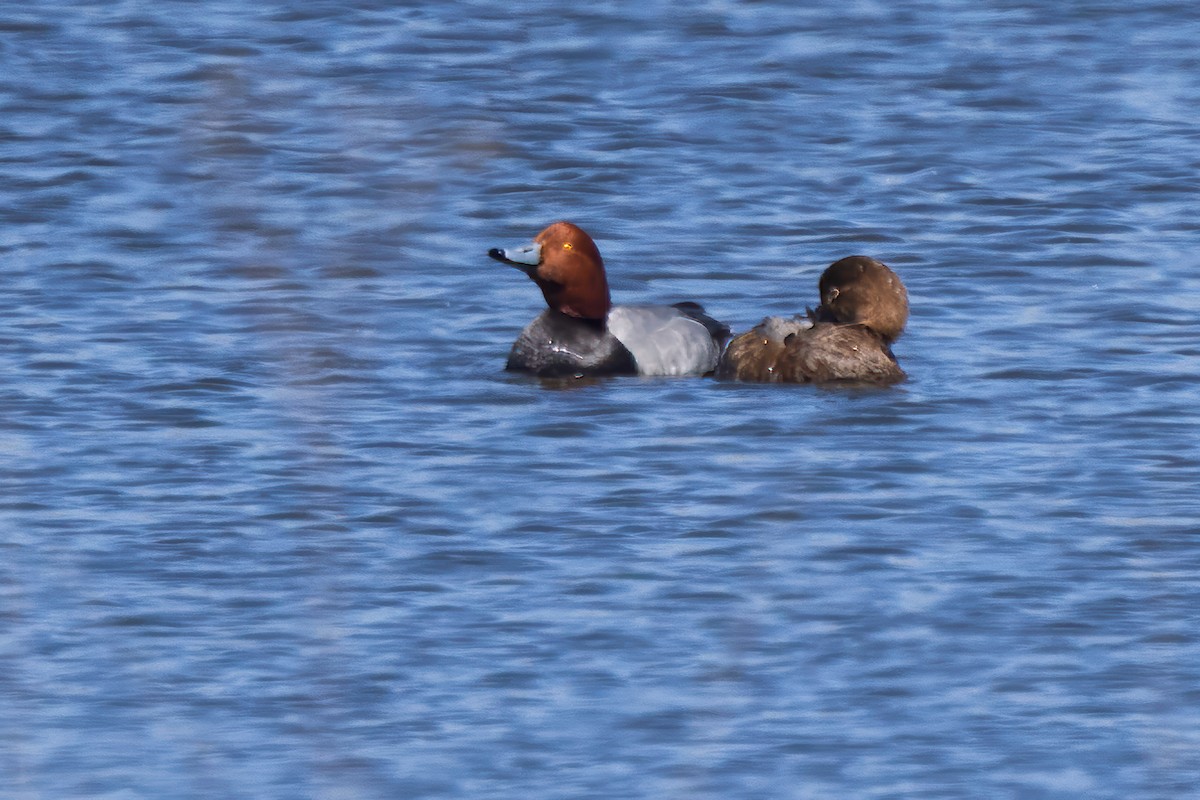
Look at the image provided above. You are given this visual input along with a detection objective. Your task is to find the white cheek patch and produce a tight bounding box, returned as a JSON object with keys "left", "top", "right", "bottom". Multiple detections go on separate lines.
{"left": 503, "top": 242, "right": 542, "bottom": 266}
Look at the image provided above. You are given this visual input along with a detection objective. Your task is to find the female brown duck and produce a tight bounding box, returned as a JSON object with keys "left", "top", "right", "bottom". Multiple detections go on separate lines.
{"left": 716, "top": 256, "right": 909, "bottom": 385}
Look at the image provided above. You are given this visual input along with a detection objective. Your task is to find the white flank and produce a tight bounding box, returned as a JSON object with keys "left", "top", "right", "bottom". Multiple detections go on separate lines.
{"left": 606, "top": 305, "right": 720, "bottom": 377}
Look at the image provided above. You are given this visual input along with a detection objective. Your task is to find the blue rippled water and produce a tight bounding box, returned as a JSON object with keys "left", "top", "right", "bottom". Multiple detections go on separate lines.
{"left": 3, "top": 1, "right": 1199, "bottom": 798}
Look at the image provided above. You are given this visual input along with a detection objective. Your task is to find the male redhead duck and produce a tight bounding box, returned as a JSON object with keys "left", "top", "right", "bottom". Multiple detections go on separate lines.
{"left": 716, "top": 256, "right": 909, "bottom": 385}
{"left": 488, "top": 221, "right": 729, "bottom": 378}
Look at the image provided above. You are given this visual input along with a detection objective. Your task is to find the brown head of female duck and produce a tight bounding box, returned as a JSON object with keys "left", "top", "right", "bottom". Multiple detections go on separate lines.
{"left": 716, "top": 256, "right": 909, "bottom": 385}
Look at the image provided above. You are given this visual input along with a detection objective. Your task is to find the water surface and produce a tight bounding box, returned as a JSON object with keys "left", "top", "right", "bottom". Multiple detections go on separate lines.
{"left": 3, "top": 1, "right": 1199, "bottom": 798}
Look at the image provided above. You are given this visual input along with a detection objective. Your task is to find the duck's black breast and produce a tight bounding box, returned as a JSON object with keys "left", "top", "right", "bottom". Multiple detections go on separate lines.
{"left": 506, "top": 309, "right": 637, "bottom": 378}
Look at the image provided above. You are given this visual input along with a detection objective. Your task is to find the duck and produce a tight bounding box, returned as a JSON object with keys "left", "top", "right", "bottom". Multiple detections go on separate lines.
{"left": 716, "top": 256, "right": 909, "bottom": 385}
{"left": 488, "top": 221, "right": 729, "bottom": 378}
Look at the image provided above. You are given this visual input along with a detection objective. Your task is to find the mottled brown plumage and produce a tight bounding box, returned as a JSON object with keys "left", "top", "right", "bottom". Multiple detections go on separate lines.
{"left": 716, "top": 256, "right": 909, "bottom": 385}
{"left": 716, "top": 316, "right": 808, "bottom": 383}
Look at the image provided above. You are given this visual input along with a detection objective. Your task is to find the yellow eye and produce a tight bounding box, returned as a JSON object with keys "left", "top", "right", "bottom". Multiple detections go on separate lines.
{"left": 563, "top": 242, "right": 573, "bottom": 250}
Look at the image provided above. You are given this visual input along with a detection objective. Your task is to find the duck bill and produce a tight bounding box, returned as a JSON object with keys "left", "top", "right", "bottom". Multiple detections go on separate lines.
{"left": 487, "top": 241, "right": 542, "bottom": 276}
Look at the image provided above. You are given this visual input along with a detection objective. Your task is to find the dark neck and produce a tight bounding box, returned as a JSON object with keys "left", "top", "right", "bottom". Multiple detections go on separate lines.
{"left": 548, "top": 308, "right": 606, "bottom": 331}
